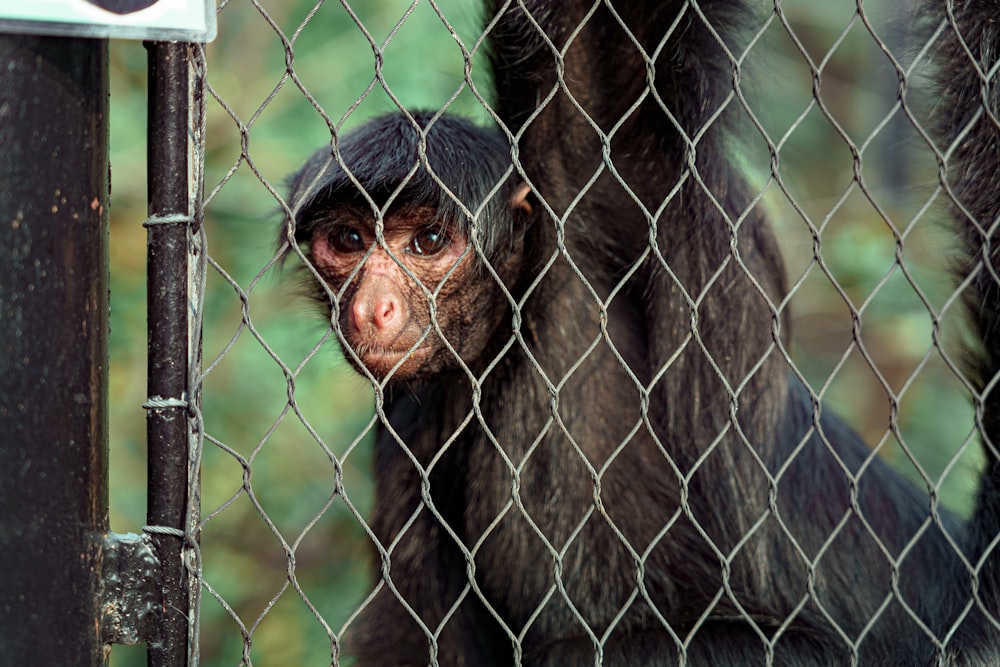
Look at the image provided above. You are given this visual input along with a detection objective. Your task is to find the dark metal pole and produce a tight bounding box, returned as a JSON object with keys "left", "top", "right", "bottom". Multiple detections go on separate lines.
{"left": 145, "top": 41, "right": 202, "bottom": 667}
{"left": 0, "top": 35, "right": 110, "bottom": 665}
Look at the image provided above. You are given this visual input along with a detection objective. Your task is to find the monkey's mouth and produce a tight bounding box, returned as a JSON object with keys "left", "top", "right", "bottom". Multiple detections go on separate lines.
{"left": 352, "top": 343, "right": 431, "bottom": 378}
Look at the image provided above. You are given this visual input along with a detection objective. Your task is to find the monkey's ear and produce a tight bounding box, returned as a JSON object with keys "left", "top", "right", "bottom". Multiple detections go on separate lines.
{"left": 511, "top": 183, "right": 533, "bottom": 215}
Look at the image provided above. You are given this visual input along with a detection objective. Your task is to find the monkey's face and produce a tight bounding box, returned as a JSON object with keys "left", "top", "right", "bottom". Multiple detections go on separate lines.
{"left": 308, "top": 207, "right": 513, "bottom": 383}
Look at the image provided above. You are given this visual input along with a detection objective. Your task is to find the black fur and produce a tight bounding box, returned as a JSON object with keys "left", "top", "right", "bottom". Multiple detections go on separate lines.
{"left": 282, "top": 0, "right": 1000, "bottom": 664}
{"left": 924, "top": 0, "right": 1000, "bottom": 660}
{"left": 285, "top": 112, "right": 518, "bottom": 261}
{"left": 484, "top": 1, "right": 998, "bottom": 662}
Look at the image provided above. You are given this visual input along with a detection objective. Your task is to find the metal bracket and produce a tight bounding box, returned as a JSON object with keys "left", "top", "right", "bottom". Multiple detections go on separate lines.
{"left": 99, "top": 532, "right": 160, "bottom": 645}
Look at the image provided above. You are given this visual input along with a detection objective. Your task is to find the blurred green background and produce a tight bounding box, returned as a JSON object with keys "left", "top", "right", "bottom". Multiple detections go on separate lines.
{"left": 105, "top": 0, "right": 980, "bottom": 664}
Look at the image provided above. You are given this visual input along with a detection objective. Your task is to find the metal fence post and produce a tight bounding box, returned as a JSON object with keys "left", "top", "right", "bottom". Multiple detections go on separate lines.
{"left": 0, "top": 35, "right": 110, "bottom": 666}
{"left": 144, "top": 40, "right": 204, "bottom": 667}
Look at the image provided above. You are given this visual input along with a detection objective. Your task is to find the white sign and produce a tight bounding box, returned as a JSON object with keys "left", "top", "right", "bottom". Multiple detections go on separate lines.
{"left": 0, "top": 0, "right": 216, "bottom": 42}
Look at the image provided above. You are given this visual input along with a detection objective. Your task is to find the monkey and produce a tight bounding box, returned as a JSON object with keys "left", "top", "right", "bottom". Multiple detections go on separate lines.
{"left": 285, "top": 111, "right": 693, "bottom": 665}
{"left": 279, "top": 0, "right": 1000, "bottom": 664}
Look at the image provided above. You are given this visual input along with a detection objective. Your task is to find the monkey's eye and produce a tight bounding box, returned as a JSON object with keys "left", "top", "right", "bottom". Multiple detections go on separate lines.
{"left": 409, "top": 227, "right": 450, "bottom": 256}
{"left": 328, "top": 226, "right": 366, "bottom": 253}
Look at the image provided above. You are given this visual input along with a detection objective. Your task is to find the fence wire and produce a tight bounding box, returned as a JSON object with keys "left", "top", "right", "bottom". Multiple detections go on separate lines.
{"left": 110, "top": 0, "right": 999, "bottom": 664}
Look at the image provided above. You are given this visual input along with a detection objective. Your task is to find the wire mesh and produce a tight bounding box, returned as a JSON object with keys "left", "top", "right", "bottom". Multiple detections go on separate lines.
{"left": 104, "top": 0, "right": 999, "bottom": 664}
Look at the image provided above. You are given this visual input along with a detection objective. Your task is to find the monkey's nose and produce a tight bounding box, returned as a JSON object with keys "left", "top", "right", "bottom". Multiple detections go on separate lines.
{"left": 370, "top": 297, "right": 397, "bottom": 330}
{"left": 352, "top": 293, "right": 400, "bottom": 334}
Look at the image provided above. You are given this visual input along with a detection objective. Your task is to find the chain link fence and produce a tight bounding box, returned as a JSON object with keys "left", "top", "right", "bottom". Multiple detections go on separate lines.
{"left": 98, "top": 0, "right": 994, "bottom": 664}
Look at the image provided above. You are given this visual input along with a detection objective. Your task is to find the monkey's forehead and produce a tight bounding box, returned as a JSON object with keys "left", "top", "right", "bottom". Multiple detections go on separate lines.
{"left": 292, "top": 197, "right": 465, "bottom": 242}
{"left": 288, "top": 162, "right": 510, "bottom": 244}
{"left": 304, "top": 203, "right": 451, "bottom": 227}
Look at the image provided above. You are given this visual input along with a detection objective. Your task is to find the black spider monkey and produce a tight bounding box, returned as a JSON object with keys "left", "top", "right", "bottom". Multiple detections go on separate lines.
{"left": 281, "top": 0, "right": 1000, "bottom": 663}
